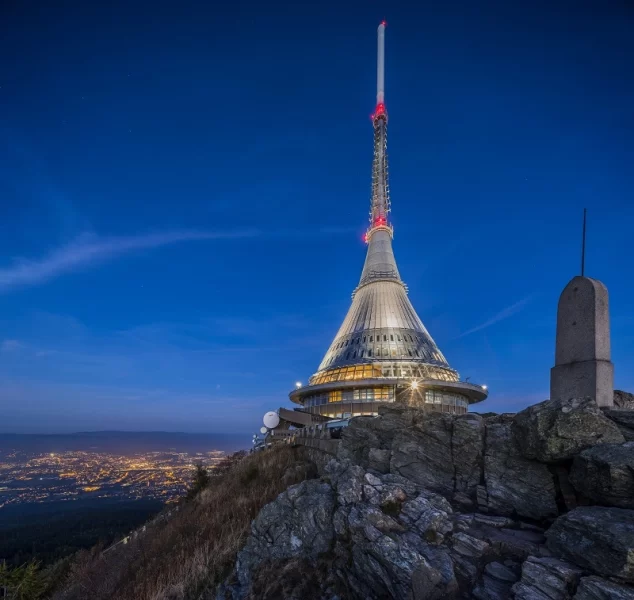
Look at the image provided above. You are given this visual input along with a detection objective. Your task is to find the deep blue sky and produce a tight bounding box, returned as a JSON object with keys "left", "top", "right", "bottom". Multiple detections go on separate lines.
{"left": 1, "top": 0, "right": 633, "bottom": 439}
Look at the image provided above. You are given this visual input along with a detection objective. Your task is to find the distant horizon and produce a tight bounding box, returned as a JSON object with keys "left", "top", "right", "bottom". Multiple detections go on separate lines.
{"left": 0, "top": 430, "right": 246, "bottom": 436}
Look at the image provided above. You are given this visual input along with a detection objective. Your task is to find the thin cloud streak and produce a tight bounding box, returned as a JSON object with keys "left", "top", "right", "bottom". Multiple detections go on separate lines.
{"left": 0, "top": 226, "right": 356, "bottom": 293}
{"left": 0, "top": 229, "right": 258, "bottom": 293}
{"left": 456, "top": 295, "right": 535, "bottom": 339}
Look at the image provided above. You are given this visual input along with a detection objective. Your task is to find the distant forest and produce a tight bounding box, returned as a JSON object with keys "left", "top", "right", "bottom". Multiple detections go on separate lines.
{"left": 0, "top": 498, "right": 164, "bottom": 567}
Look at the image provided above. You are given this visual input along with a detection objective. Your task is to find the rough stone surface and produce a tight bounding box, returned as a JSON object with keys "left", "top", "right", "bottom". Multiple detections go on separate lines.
{"left": 512, "top": 397, "right": 624, "bottom": 463}
{"left": 452, "top": 413, "right": 485, "bottom": 498}
{"left": 512, "top": 556, "right": 583, "bottom": 600}
{"left": 367, "top": 447, "right": 390, "bottom": 473}
{"left": 546, "top": 506, "right": 634, "bottom": 582}
{"left": 390, "top": 412, "right": 455, "bottom": 496}
{"left": 574, "top": 576, "right": 634, "bottom": 600}
{"left": 473, "top": 574, "right": 515, "bottom": 600}
{"left": 224, "top": 398, "right": 634, "bottom": 599}
{"left": 484, "top": 420, "right": 558, "bottom": 519}
{"left": 606, "top": 409, "right": 634, "bottom": 442}
{"left": 614, "top": 390, "right": 634, "bottom": 410}
{"left": 235, "top": 480, "right": 335, "bottom": 591}
{"left": 570, "top": 442, "right": 634, "bottom": 508}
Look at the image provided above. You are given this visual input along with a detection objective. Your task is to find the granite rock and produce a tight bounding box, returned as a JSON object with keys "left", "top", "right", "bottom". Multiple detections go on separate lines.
{"left": 569, "top": 442, "right": 634, "bottom": 508}
{"left": 512, "top": 556, "right": 583, "bottom": 600}
{"left": 483, "top": 420, "right": 558, "bottom": 519}
{"left": 614, "top": 390, "right": 634, "bottom": 410}
{"left": 235, "top": 480, "right": 335, "bottom": 591}
{"left": 546, "top": 506, "right": 634, "bottom": 582}
{"left": 512, "top": 397, "right": 624, "bottom": 463}
{"left": 573, "top": 576, "right": 634, "bottom": 600}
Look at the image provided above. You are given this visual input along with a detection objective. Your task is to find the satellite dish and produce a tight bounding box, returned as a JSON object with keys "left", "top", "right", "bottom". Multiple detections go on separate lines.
{"left": 260, "top": 426, "right": 268, "bottom": 434}
{"left": 263, "top": 411, "right": 280, "bottom": 429}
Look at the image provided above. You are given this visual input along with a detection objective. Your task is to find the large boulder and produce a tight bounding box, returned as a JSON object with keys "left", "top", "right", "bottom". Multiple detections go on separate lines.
{"left": 483, "top": 420, "right": 558, "bottom": 520}
{"left": 573, "top": 576, "right": 634, "bottom": 599}
{"left": 235, "top": 480, "right": 335, "bottom": 590}
{"left": 512, "top": 397, "right": 624, "bottom": 463}
{"left": 512, "top": 556, "right": 583, "bottom": 600}
{"left": 546, "top": 506, "right": 634, "bottom": 582}
{"left": 569, "top": 442, "right": 634, "bottom": 508}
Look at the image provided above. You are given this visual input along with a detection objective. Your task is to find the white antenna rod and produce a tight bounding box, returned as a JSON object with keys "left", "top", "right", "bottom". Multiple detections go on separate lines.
{"left": 377, "top": 21, "right": 386, "bottom": 105}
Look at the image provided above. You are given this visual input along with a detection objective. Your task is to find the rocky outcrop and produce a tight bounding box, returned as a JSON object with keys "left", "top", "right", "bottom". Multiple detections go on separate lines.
{"left": 483, "top": 418, "right": 558, "bottom": 520}
{"left": 512, "top": 556, "right": 582, "bottom": 599}
{"left": 574, "top": 576, "right": 634, "bottom": 599}
{"left": 546, "top": 507, "right": 634, "bottom": 582}
{"left": 569, "top": 443, "right": 634, "bottom": 508}
{"left": 235, "top": 479, "right": 335, "bottom": 592}
{"left": 222, "top": 398, "right": 634, "bottom": 599}
{"left": 512, "top": 397, "right": 625, "bottom": 463}
{"left": 605, "top": 409, "right": 634, "bottom": 442}
{"left": 614, "top": 390, "right": 634, "bottom": 410}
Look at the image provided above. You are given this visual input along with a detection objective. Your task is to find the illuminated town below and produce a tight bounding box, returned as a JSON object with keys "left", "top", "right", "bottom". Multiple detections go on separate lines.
{"left": 0, "top": 449, "right": 227, "bottom": 509}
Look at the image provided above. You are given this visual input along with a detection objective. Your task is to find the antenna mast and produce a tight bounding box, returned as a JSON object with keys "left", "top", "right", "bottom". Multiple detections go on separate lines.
{"left": 377, "top": 21, "right": 386, "bottom": 105}
{"left": 581, "top": 208, "right": 587, "bottom": 276}
{"left": 366, "top": 21, "right": 392, "bottom": 243}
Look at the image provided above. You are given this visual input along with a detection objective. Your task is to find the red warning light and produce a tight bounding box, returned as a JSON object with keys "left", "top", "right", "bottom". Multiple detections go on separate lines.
{"left": 381, "top": 20, "right": 387, "bottom": 26}
{"left": 374, "top": 215, "right": 387, "bottom": 227}
{"left": 374, "top": 103, "right": 386, "bottom": 117}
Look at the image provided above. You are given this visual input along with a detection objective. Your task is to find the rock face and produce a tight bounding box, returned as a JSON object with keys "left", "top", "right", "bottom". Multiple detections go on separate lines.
{"left": 512, "top": 556, "right": 583, "bottom": 599}
{"left": 546, "top": 507, "right": 634, "bottom": 582}
{"left": 483, "top": 419, "right": 558, "bottom": 520}
{"left": 605, "top": 410, "right": 634, "bottom": 442}
{"left": 235, "top": 480, "right": 335, "bottom": 591}
{"left": 222, "top": 398, "right": 634, "bottom": 600}
{"left": 614, "top": 390, "right": 634, "bottom": 410}
{"left": 569, "top": 443, "right": 634, "bottom": 508}
{"left": 512, "top": 397, "right": 624, "bottom": 463}
{"left": 574, "top": 576, "right": 634, "bottom": 599}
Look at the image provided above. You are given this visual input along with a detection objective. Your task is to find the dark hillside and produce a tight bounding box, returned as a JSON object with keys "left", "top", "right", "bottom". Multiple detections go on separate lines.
{"left": 52, "top": 446, "right": 316, "bottom": 600}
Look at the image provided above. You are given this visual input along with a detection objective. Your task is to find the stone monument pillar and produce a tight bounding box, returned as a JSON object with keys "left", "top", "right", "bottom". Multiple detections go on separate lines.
{"left": 550, "top": 276, "right": 614, "bottom": 407}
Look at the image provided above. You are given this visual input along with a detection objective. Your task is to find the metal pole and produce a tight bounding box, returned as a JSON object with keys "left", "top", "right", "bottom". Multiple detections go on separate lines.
{"left": 581, "top": 208, "right": 587, "bottom": 276}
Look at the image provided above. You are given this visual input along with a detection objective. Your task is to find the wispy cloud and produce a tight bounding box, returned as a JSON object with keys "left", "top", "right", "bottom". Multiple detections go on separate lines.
{"left": 0, "top": 225, "right": 358, "bottom": 294}
{"left": 0, "top": 230, "right": 257, "bottom": 293}
{"left": 1, "top": 339, "right": 23, "bottom": 353}
{"left": 456, "top": 295, "right": 535, "bottom": 339}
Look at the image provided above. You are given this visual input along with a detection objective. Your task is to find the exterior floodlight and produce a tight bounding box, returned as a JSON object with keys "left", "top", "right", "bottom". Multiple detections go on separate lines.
{"left": 295, "top": 382, "right": 302, "bottom": 388}
{"left": 482, "top": 385, "right": 488, "bottom": 390}
{"left": 410, "top": 380, "right": 419, "bottom": 390}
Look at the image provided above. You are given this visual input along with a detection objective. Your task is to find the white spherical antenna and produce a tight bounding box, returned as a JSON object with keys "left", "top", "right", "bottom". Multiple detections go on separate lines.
{"left": 260, "top": 426, "right": 268, "bottom": 434}
{"left": 263, "top": 411, "right": 280, "bottom": 429}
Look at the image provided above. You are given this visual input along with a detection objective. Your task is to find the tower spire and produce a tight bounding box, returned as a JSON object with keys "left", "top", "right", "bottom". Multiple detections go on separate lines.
{"left": 287, "top": 22, "right": 488, "bottom": 420}
{"left": 359, "top": 21, "right": 398, "bottom": 288}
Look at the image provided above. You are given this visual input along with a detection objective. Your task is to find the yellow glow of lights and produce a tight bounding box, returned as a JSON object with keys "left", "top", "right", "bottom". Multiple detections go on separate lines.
{"left": 410, "top": 380, "right": 419, "bottom": 390}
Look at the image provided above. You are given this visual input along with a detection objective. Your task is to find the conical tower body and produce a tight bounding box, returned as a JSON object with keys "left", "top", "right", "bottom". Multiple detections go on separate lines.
{"left": 290, "top": 23, "right": 487, "bottom": 417}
